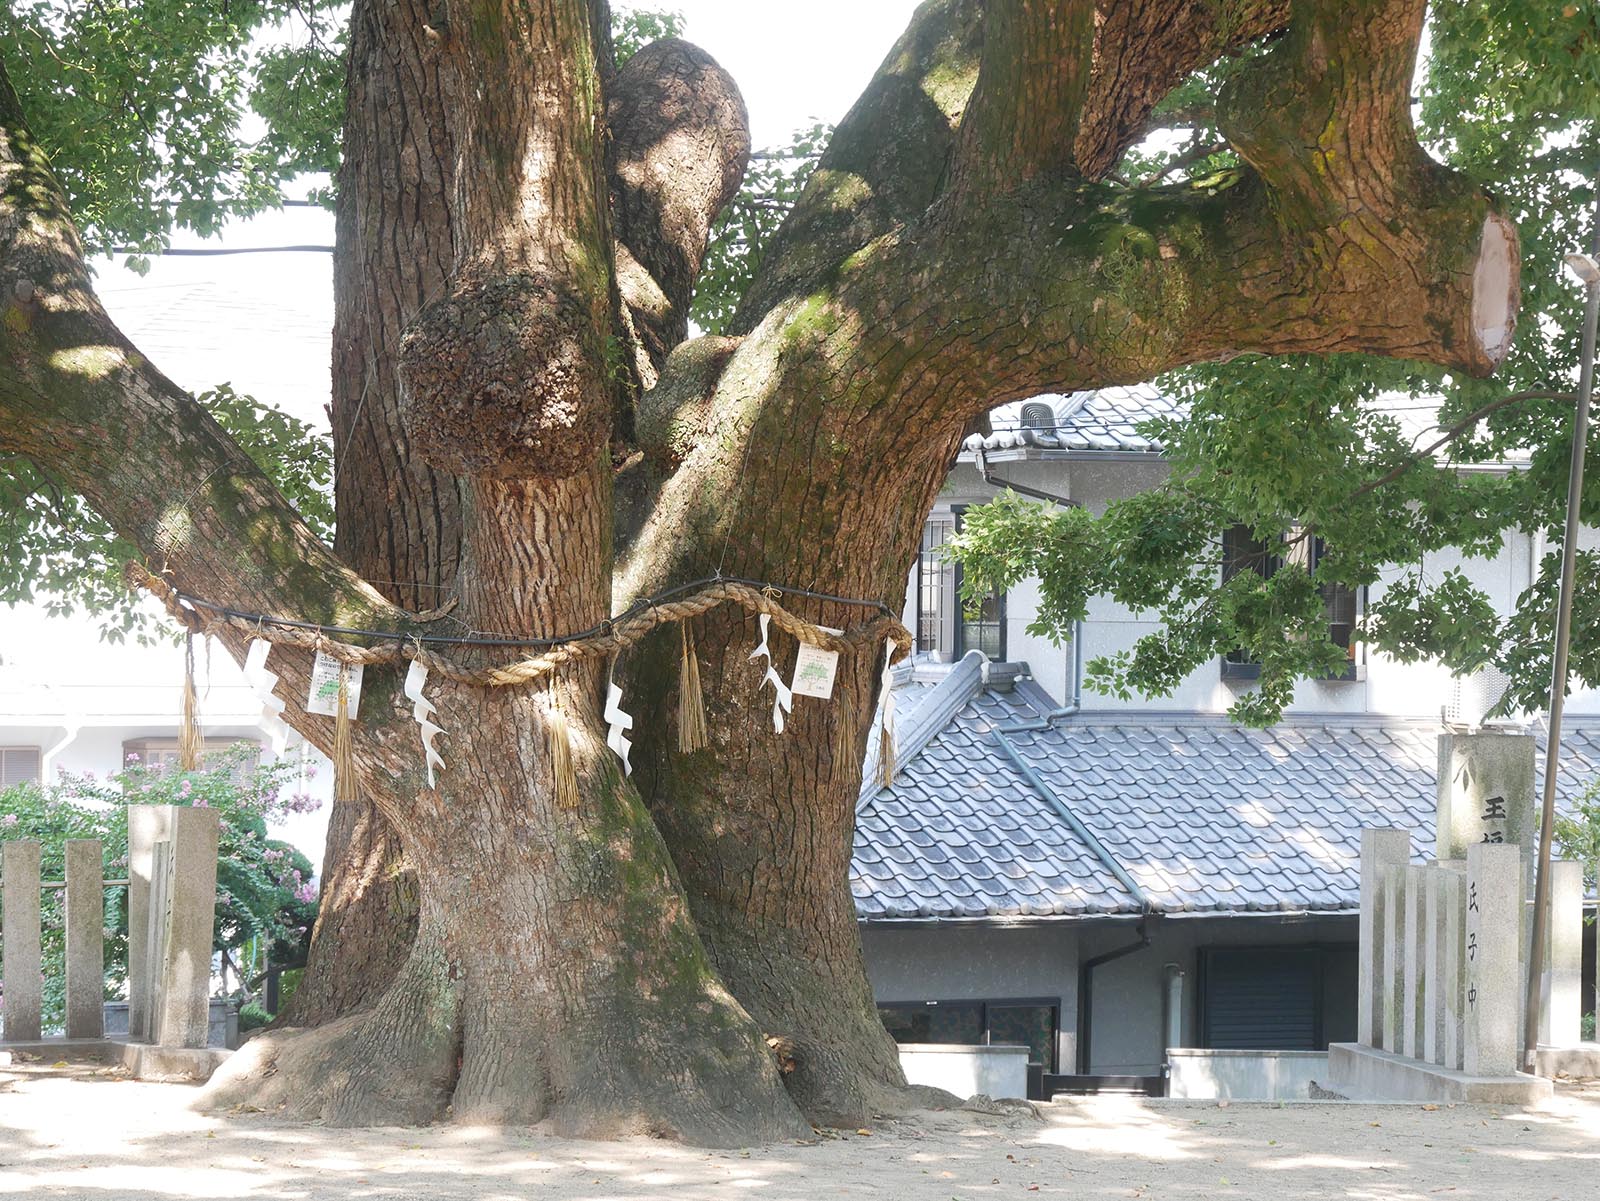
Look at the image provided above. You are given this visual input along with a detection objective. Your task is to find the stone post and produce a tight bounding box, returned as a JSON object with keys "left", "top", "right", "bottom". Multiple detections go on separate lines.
{"left": 1381, "top": 864, "right": 1406, "bottom": 1052}
{"left": 1, "top": 839, "right": 42, "bottom": 1041}
{"left": 1464, "top": 842, "right": 1521, "bottom": 1076}
{"left": 1541, "top": 859, "right": 1583, "bottom": 1047}
{"left": 1428, "top": 863, "right": 1466, "bottom": 1069}
{"left": 64, "top": 839, "right": 105, "bottom": 1039}
{"left": 1403, "top": 866, "right": 1428, "bottom": 1058}
{"left": 1359, "top": 829, "right": 1411, "bottom": 1048}
{"left": 1436, "top": 732, "right": 1535, "bottom": 867}
{"left": 127, "top": 805, "right": 174, "bottom": 1040}
{"left": 154, "top": 807, "right": 220, "bottom": 1049}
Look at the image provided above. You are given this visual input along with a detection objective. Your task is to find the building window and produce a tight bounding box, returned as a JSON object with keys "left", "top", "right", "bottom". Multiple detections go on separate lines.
{"left": 915, "top": 512, "right": 1006, "bottom": 662}
{"left": 916, "top": 517, "right": 955, "bottom": 658}
{"left": 0, "top": 746, "right": 41, "bottom": 789}
{"left": 123, "top": 738, "right": 261, "bottom": 781}
{"left": 878, "top": 998, "right": 1059, "bottom": 1073}
{"left": 1220, "top": 525, "right": 1360, "bottom": 682}
{"left": 1197, "top": 945, "right": 1357, "bottom": 1051}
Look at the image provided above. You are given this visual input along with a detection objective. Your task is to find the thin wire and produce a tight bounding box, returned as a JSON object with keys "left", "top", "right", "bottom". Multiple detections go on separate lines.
{"left": 166, "top": 573, "right": 893, "bottom": 649}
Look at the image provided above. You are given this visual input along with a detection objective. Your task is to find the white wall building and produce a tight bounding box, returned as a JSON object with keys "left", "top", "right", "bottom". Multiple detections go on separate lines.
{"left": 859, "top": 387, "right": 1600, "bottom": 1096}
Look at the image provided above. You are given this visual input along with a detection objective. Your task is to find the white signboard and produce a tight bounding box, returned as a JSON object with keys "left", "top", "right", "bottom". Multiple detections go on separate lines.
{"left": 790, "top": 642, "right": 840, "bottom": 699}
{"left": 306, "top": 650, "right": 363, "bottom": 718}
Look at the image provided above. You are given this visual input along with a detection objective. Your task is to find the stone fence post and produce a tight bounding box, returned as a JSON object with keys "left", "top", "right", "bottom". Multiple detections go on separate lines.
{"left": 1464, "top": 841, "right": 1522, "bottom": 1076}
{"left": 64, "top": 839, "right": 104, "bottom": 1039}
{"left": 1, "top": 839, "right": 42, "bottom": 1041}
{"left": 1359, "top": 829, "right": 1410, "bottom": 1048}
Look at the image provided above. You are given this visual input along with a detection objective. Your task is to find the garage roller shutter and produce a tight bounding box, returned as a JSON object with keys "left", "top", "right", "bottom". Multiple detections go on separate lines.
{"left": 1200, "top": 947, "right": 1319, "bottom": 1050}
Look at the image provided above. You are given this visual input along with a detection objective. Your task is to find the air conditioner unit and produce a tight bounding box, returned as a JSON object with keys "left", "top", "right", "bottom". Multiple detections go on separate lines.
{"left": 1442, "top": 666, "right": 1512, "bottom": 730}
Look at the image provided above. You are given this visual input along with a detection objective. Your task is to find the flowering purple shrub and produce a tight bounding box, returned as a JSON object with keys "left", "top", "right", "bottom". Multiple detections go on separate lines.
{"left": 1, "top": 746, "right": 320, "bottom": 1028}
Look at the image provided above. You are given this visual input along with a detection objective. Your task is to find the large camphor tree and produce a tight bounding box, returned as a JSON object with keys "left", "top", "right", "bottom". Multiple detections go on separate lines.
{"left": 0, "top": 0, "right": 1552, "bottom": 1143}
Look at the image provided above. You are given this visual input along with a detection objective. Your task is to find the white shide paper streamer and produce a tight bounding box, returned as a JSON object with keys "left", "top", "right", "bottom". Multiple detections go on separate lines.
{"left": 748, "top": 612, "right": 794, "bottom": 733}
{"left": 604, "top": 676, "right": 634, "bottom": 776}
{"left": 403, "top": 660, "right": 446, "bottom": 788}
{"left": 243, "top": 639, "right": 292, "bottom": 756}
{"left": 877, "top": 635, "right": 897, "bottom": 771}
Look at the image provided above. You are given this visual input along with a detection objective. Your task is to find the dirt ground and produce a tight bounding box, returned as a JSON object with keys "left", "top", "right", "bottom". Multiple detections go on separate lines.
{"left": 2, "top": 1060, "right": 1597, "bottom": 1200}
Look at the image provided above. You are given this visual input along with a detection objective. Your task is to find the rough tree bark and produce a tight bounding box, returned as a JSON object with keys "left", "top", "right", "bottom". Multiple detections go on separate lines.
{"left": 0, "top": 0, "right": 1519, "bottom": 1142}
{"left": 287, "top": 15, "right": 753, "bottom": 1029}
{"left": 277, "top": 0, "right": 460, "bottom": 1030}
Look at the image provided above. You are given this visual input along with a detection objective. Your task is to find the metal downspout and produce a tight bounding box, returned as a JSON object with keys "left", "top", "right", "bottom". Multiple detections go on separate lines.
{"left": 991, "top": 726, "right": 1148, "bottom": 909}
{"left": 992, "top": 718, "right": 1155, "bottom": 1076}
{"left": 1077, "top": 917, "right": 1152, "bottom": 1075}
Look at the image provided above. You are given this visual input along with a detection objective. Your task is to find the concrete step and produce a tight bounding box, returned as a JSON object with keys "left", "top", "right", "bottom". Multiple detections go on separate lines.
{"left": 1328, "top": 1042, "right": 1552, "bottom": 1104}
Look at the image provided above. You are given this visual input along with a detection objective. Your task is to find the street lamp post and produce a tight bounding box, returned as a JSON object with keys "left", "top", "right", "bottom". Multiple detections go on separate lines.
{"left": 1522, "top": 243, "right": 1600, "bottom": 1073}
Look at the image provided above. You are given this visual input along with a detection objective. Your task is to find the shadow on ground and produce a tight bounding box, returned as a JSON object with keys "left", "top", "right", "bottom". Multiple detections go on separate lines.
{"left": 2, "top": 1060, "right": 1598, "bottom": 1199}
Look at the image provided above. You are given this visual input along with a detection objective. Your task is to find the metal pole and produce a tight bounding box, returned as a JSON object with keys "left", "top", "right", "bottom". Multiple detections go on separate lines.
{"left": 1522, "top": 220, "right": 1600, "bottom": 1072}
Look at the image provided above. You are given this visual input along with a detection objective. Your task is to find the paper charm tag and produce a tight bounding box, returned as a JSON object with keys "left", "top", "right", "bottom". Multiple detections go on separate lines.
{"left": 790, "top": 632, "right": 841, "bottom": 700}
{"left": 243, "top": 639, "right": 292, "bottom": 755}
{"left": 748, "top": 612, "right": 794, "bottom": 733}
{"left": 306, "top": 650, "right": 363, "bottom": 718}
{"left": 403, "top": 659, "right": 446, "bottom": 788}
{"left": 604, "top": 676, "right": 634, "bottom": 776}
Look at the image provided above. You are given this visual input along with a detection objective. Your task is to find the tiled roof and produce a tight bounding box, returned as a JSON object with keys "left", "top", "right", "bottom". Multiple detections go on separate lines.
{"left": 961, "top": 388, "right": 1528, "bottom": 466}
{"left": 998, "top": 720, "right": 1441, "bottom": 915}
{"left": 853, "top": 670, "right": 1142, "bottom": 921}
{"left": 850, "top": 656, "right": 1600, "bottom": 922}
{"left": 963, "top": 385, "right": 1185, "bottom": 455}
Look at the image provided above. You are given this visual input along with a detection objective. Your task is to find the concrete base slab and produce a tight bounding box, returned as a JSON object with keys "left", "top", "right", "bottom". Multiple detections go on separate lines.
{"left": 0, "top": 1037, "right": 231, "bottom": 1082}
{"left": 1535, "top": 1044, "right": 1600, "bottom": 1079}
{"left": 1328, "top": 1043, "right": 1552, "bottom": 1104}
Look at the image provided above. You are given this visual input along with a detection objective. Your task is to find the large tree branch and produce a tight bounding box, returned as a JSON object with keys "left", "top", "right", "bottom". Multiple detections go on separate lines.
{"left": 0, "top": 63, "right": 405, "bottom": 746}
{"left": 607, "top": 38, "right": 749, "bottom": 382}
{"left": 731, "top": 0, "right": 984, "bottom": 332}
{"left": 1074, "top": 1, "right": 1289, "bottom": 179}
{"left": 947, "top": 0, "right": 1095, "bottom": 190}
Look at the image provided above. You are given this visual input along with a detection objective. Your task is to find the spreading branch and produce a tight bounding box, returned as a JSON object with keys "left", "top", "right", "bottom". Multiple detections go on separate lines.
{"left": 0, "top": 63, "right": 404, "bottom": 750}
{"left": 949, "top": 0, "right": 1095, "bottom": 190}
{"left": 1074, "top": 0, "right": 1289, "bottom": 179}
{"left": 608, "top": 38, "right": 750, "bottom": 380}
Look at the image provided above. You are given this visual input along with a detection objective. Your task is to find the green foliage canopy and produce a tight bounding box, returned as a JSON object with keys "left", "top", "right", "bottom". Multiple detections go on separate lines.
{"left": 951, "top": 5, "right": 1600, "bottom": 726}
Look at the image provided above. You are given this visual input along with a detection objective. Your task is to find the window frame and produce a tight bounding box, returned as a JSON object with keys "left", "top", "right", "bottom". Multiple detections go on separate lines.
{"left": 0, "top": 745, "right": 42, "bottom": 789}
{"left": 915, "top": 515, "right": 958, "bottom": 661}
{"left": 915, "top": 508, "right": 1007, "bottom": 663}
{"left": 122, "top": 736, "right": 262, "bottom": 779}
{"left": 1219, "top": 525, "right": 1363, "bottom": 683}
{"left": 877, "top": 995, "right": 1060, "bottom": 1072}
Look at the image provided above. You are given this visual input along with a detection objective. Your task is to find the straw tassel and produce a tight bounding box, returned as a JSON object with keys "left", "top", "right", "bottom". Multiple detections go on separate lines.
{"left": 178, "top": 631, "right": 202, "bottom": 771}
{"left": 834, "top": 679, "right": 859, "bottom": 773}
{"left": 332, "top": 666, "right": 357, "bottom": 803}
{"left": 548, "top": 700, "right": 579, "bottom": 810}
{"left": 678, "top": 622, "right": 709, "bottom": 753}
{"left": 877, "top": 703, "right": 896, "bottom": 788}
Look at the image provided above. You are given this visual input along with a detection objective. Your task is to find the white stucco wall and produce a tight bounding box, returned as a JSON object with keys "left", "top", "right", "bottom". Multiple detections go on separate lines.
{"left": 0, "top": 604, "right": 334, "bottom": 868}
{"left": 916, "top": 454, "right": 1597, "bottom": 722}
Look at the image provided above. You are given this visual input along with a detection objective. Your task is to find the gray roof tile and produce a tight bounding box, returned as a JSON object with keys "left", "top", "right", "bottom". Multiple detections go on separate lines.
{"left": 852, "top": 683, "right": 1600, "bottom": 922}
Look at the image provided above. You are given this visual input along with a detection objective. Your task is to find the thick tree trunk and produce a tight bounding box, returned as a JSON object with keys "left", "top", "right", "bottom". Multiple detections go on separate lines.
{"left": 627, "top": 342, "right": 973, "bottom": 1120}
{"left": 282, "top": 0, "right": 462, "bottom": 1027}
{"left": 211, "top": 1, "right": 810, "bottom": 1138}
